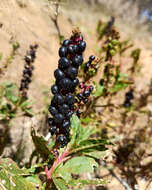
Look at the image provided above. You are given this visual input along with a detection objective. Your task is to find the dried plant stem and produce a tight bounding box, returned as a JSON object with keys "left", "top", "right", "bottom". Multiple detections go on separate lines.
{"left": 50, "top": 1, "right": 62, "bottom": 40}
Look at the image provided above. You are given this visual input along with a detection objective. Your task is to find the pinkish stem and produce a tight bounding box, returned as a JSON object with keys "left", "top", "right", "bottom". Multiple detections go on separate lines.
{"left": 45, "top": 150, "right": 70, "bottom": 181}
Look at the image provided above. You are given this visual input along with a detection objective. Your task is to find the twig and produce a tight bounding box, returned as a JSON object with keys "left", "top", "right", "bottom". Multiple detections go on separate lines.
{"left": 50, "top": 1, "right": 62, "bottom": 40}
{"left": 101, "top": 161, "right": 132, "bottom": 190}
{"left": 94, "top": 104, "right": 115, "bottom": 107}
{"left": 145, "top": 179, "right": 152, "bottom": 190}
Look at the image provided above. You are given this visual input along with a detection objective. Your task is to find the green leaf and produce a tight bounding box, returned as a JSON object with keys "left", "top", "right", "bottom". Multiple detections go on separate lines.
{"left": 83, "top": 150, "right": 107, "bottom": 159}
{"left": 24, "top": 108, "right": 34, "bottom": 116}
{"left": 93, "top": 82, "right": 104, "bottom": 97}
{"left": 57, "top": 156, "right": 98, "bottom": 176}
{"left": 4, "top": 83, "right": 19, "bottom": 104}
{"left": 81, "top": 117, "right": 93, "bottom": 123}
{"left": 53, "top": 178, "right": 68, "bottom": 190}
{"left": 75, "top": 126, "right": 97, "bottom": 146}
{"left": 109, "top": 82, "right": 128, "bottom": 93}
{"left": 68, "top": 114, "right": 81, "bottom": 147}
{"left": 71, "top": 139, "right": 109, "bottom": 154}
{"left": 20, "top": 101, "right": 31, "bottom": 109}
{"left": 31, "top": 127, "right": 53, "bottom": 161}
{"left": 68, "top": 115, "right": 96, "bottom": 148}
{"left": 0, "top": 158, "right": 37, "bottom": 190}
{"left": 71, "top": 178, "right": 107, "bottom": 187}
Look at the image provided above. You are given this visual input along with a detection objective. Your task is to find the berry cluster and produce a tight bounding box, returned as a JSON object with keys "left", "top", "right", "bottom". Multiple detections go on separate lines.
{"left": 76, "top": 83, "right": 94, "bottom": 116}
{"left": 48, "top": 31, "right": 87, "bottom": 147}
{"left": 19, "top": 44, "right": 38, "bottom": 99}
{"left": 84, "top": 55, "right": 95, "bottom": 72}
{"left": 123, "top": 89, "right": 134, "bottom": 108}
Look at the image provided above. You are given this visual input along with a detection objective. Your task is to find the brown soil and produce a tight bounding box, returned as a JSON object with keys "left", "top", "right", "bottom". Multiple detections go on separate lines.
{"left": 0, "top": 0, "right": 152, "bottom": 190}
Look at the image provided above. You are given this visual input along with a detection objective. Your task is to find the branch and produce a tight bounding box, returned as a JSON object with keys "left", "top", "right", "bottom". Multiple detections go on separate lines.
{"left": 101, "top": 161, "right": 133, "bottom": 190}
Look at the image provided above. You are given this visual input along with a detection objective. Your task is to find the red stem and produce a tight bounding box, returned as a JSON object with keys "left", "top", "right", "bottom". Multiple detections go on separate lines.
{"left": 45, "top": 150, "right": 70, "bottom": 181}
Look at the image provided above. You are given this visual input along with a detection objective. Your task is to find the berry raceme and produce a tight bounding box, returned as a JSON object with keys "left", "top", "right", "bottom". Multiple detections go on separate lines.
{"left": 48, "top": 31, "right": 91, "bottom": 148}
{"left": 19, "top": 44, "right": 38, "bottom": 99}
{"left": 48, "top": 31, "right": 95, "bottom": 147}
{"left": 84, "top": 55, "right": 95, "bottom": 73}
{"left": 76, "top": 85, "right": 94, "bottom": 108}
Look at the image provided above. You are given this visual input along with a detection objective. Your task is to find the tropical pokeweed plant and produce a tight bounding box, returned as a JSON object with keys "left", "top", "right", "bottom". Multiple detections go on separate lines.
{"left": 0, "top": 44, "right": 38, "bottom": 122}
{"left": 0, "top": 31, "right": 111, "bottom": 190}
{"left": 42, "top": 29, "right": 110, "bottom": 189}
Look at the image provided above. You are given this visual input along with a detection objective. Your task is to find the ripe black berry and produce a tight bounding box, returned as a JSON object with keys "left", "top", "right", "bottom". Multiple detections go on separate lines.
{"left": 89, "top": 55, "right": 95, "bottom": 61}
{"left": 56, "top": 134, "right": 67, "bottom": 148}
{"left": 83, "top": 90, "right": 90, "bottom": 97}
{"left": 68, "top": 45, "right": 75, "bottom": 54}
{"left": 51, "top": 85, "right": 58, "bottom": 94}
{"left": 62, "top": 39, "right": 71, "bottom": 47}
{"left": 65, "top": 94, "right": 75, "bottom": 105}
{"left": 84, "top": 98, "right": 88, "bottom": 104}
{"left": 77, "top": 93, "right": 83, "bottom": 100}
{"left": 59, "top": 46, "right": 67, "bottom": 57}
{"left": 72, "top": 55, "right": 83, "bottom": 67}
{"left": 59, "top": 78, "right": 73, "bottom": 92}
{"left": 67, "top": 67, "right": 78, "bottom": 80}
{"left": 52, "top": 94, "right": 64, "bottom": 106}
{"left": 59, "top": 104, "right": 69, "bottom": 114}
{"left": 49, "top": 106, "right": 58, "bottom": 116}
{"left": 54, "top": 113, "right": 64, "bottom": 124}
{"left": 58, "top": 57, "right": 70, "bottom": 70}
{"left": 73, "top": 78, "right": 79, "bottom": 87}
{"left": 125, "top": 91, "right": 134, "bottom": 101}
{"left": 84, "top": 61, "right": 91, "bottom": 72}
{"left": 73, "top": 45, "right": 79, "bottom": 53}
{"left": 78, "top": 41, "right": 86, "bottom": 52}
{"left": 54, "top": 69, "right": 65, "bottom": 81}
{"left": 89, "top": 85, "right": 94, "bottom": 92}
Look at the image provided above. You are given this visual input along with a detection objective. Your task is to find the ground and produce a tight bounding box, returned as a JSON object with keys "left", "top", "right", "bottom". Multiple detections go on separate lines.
{"left": 0, "top": 0, "right": 152, "bottom": 189}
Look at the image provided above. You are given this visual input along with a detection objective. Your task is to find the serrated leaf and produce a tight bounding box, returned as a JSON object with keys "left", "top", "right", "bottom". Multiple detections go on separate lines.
{"left": 25, "top": 175, "right": 43, "bottom": 188}
{"left": 57, "top": 156, "right": 98, "bottom": 177}
{"left": 53, "top": 178, "right": 68, "bottom": 190}
{"left": 71, "top": 139, "right": 110, "bottom": 155}
{"left": 31, "top": 127, "right": 53, "bottom": 161}
{"left": 75, "top": 126, "right": 96, "bottom": 146}
{"left": 0, "top": 158, "right": 37, "bottom": 190}
{"left": 68, "top": 115, "right": 96, "bottom": 148}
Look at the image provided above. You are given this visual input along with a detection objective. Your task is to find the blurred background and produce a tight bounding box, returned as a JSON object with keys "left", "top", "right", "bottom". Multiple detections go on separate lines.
{"left": 0, "top": 0, "right": 152, "bottom": 190}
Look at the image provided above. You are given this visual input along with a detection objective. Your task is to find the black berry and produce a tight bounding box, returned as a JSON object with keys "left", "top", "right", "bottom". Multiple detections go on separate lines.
{"left": 54, "top": 113, "right": 64, "bottom": 124}
{"left": 51, "top": 85, "right": 58, "bottom": 94}
{"left": 54, "top": 69, "right": 65, "bottom": 81}
{"left": 58, "top": 57, "right": 70, "bottom": 70}
{"left": 59, "top": 46, "right": 67, "bottom": 57}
